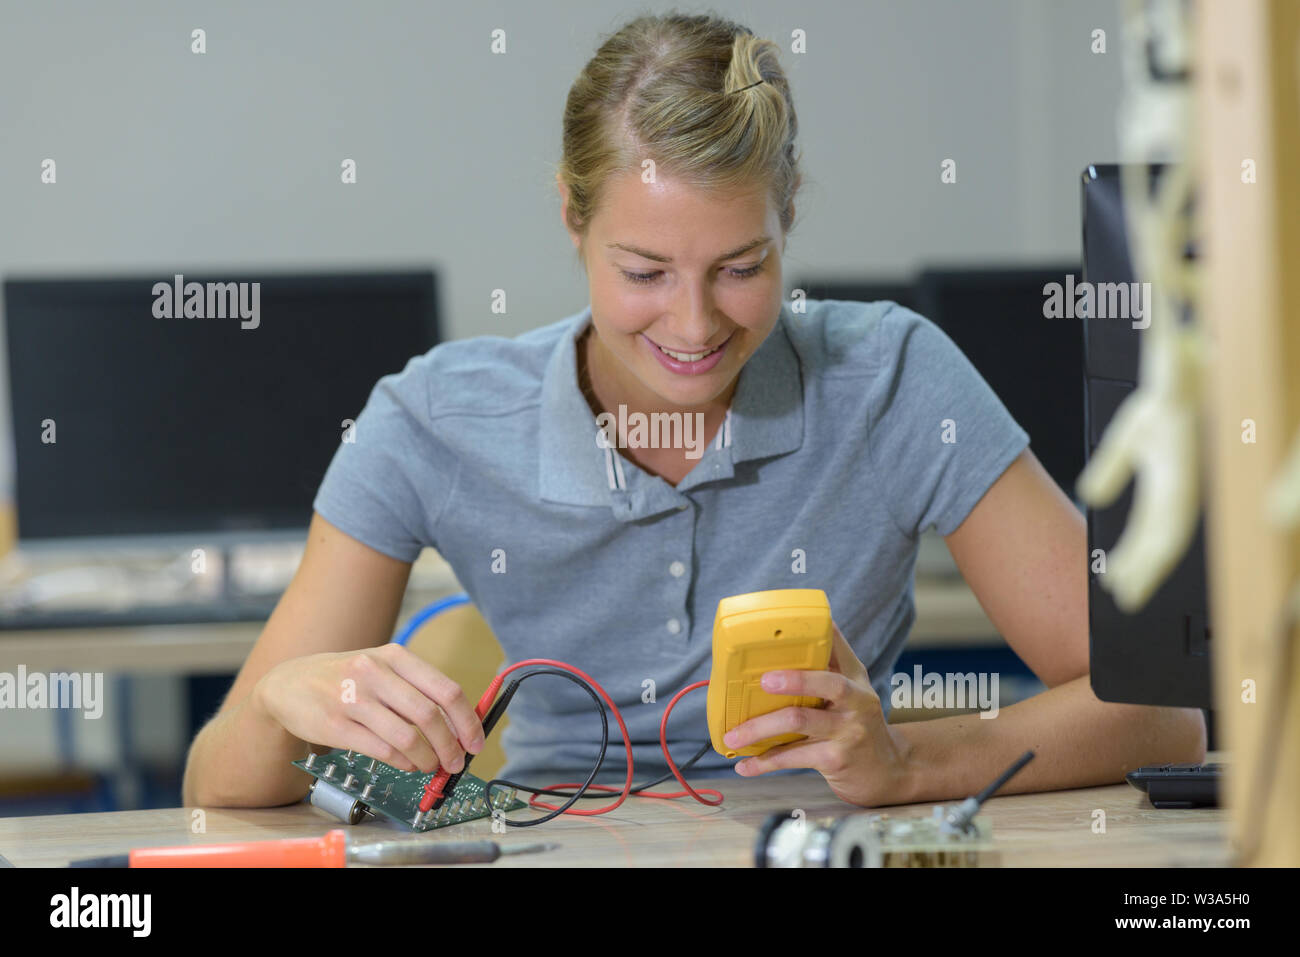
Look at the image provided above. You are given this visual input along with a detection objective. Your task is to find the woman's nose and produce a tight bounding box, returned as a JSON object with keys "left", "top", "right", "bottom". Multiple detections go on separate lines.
{"left": 664, "top": 287, "right": 720, "bottom": 347}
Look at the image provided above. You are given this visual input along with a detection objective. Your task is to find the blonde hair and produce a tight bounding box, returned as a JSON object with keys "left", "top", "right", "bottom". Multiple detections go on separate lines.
{"left": 557, "top": 11, "right": 803, "bottom": 258}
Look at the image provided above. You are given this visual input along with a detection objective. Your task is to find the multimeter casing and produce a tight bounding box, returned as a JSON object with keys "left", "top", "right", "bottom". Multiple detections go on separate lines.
{"left": 706, "top": 589, "right": 833, "bottom": 759}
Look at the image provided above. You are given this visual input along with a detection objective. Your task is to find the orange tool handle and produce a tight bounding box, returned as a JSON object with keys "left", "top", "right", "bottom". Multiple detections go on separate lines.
{"left": 129, "top": 829, "right": 348, "bottom": 867}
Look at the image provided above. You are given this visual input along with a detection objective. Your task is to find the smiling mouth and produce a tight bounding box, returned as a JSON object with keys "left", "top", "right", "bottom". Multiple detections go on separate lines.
{"left": 648, "top": 333, "right": 732, "bottom": 363}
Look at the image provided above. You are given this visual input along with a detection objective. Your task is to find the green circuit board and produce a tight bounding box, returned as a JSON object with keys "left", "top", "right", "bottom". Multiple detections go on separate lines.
{"left": 294, "top": 748, "right": 527, "bottom": 832}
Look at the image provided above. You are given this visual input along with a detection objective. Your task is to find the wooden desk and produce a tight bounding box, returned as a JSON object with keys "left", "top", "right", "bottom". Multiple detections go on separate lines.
{"left": 0, "top": 766, "right": 1227, "bottom": 868}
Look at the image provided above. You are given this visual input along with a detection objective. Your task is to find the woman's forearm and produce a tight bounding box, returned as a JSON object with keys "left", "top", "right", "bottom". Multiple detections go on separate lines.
{"left": 182, "top": 680, "right": 313, "bottom": 808}
{"left": 890, "top": 674, "right": 1207, "bottom": 804}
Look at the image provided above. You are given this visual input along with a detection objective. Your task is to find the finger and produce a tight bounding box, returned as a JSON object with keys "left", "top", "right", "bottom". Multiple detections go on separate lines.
{"left": 760, "top": 668, "right": 868, "bottom": 709}
{"left": 827, "top": 622, "right": 869, "bottom": 682}
{"left": 330, "top": 720, "right": 413, "bottom": 771}
{"left": 735, "top": 737, "right": 842, "bottom": 776}
{"left": 346, "top": 698, "right": 440, "bottom": 773}
{"left": 380, "top": 644, "right": 485, "bottom": 752}
{"left": 374, "top": 675, "right": 466, "bottom": 773}
{"left": 723, "top": 705, "right": 839, "bottom": 752}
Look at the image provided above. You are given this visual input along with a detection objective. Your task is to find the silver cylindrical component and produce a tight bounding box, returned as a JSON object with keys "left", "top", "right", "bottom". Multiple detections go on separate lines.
{"left": 756, "top": 810, "right": 976, "bottom": 868}
{"left": 304, "top": 752, "right": 317, "bottom": 769}
{"left": 310, "top": 778, "right": 366, "bottom": 825}
{"left": 361, "top": 783, "right": 374, "bottom": 801}
{"left": 754, "top": 811, "right": 836, "bottom": 868}
{"left": 342, "top": 773, "right": 356, "bottom": 790}
{"left": 827, "top": 815, "right": 880, "bottom": 868}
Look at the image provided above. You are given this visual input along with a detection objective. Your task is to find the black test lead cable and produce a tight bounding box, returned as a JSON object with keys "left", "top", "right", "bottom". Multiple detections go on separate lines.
{"left": 470, "top": 669, "right": 611, "bottom": 827}
{"left": 508, "top": 740, "right": 713, "bottom": 801}
{"left": 469, "top": 672, "right": 713, "bottom": 820}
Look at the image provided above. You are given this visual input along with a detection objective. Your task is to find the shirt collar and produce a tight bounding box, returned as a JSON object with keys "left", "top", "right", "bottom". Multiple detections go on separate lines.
{"left": 538, "top": 302, "right": 804, "bottom": 514}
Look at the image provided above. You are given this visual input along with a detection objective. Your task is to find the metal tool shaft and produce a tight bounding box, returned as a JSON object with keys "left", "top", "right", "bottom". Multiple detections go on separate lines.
{"left": 347, "top": 840, "right": 555, "bottom": 865}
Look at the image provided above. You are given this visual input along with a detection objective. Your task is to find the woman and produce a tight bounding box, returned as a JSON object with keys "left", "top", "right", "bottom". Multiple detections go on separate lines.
{"left": 183, "top": 12, "right": 1204, "bottom": 811}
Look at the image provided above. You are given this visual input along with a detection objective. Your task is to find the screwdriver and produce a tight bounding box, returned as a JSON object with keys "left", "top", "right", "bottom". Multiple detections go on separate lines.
{"left": 941, "top": 749, "right": 1036, "bottom": 836}
{"left": 348, "top": 838, "right": 557, "bottom": 865}
{"left": 68, "top": 831, "right": 558, "bottom": 867}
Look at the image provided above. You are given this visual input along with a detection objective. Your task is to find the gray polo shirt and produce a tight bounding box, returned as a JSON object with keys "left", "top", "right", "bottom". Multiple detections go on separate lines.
{"left": 312, "top": 298, "right": 1028, "bottom": 785}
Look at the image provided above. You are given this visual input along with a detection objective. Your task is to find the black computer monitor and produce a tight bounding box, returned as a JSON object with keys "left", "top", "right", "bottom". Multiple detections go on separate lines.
{"left": 3, "top": 270, "right": 439, "bottom": 548}
{"left": 1081, "top": 163, "right": 1212, "bottom": 712}
{"left": 914, "top": 265, "right": 1084, "bottom": 496}
{"left": 793, "top": 266, "right": 1084, "bottom": 497}
{"left": 793, "top": 278, "right": 921, "bottom": 316}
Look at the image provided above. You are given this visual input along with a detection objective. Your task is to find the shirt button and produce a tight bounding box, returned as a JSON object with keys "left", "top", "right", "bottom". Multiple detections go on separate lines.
{"left": 669, "top": 561, "right": 685, "bottom": 578}
{"left": 666, "top": 618, "right": 682, "bottom": 635}
{"left": 677, "top": 503, "right": 689, "bottom": 511}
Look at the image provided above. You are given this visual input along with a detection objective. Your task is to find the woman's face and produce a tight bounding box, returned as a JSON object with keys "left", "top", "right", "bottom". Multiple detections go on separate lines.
{"left": 562, "top": 170, "right": 787, "bottom": 413}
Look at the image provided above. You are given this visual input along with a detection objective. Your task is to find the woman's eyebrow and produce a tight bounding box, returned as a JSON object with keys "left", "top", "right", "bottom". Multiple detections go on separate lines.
{"left": 605, "top": 236, "right": 771, "bottom": 264}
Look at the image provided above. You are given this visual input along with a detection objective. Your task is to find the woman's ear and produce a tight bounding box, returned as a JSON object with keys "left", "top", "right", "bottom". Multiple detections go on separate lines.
{"left": 785, "top": 173, "right": 802, "bottom": 238}
{"left": 556, "top": 173, "right": 581, "bottom": 250}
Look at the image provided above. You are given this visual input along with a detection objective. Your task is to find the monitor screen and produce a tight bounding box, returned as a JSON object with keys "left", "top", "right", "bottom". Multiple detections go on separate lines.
{"left": 1081, "top": 163, "right": 1212, "bottom": 710}
{"left": 792, "top": 267, "right": 1084, "bottom": 497}
{"left": 4, "top": 271, "right": 438, "bottom": 545}
{"left": 913, "top": 266, "right": 1085, "bottom": 497}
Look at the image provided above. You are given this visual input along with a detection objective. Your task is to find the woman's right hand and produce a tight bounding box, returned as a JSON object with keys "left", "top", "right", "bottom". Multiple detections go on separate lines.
{"left": 254, "top": 643, "right": 485, "bottom": 774}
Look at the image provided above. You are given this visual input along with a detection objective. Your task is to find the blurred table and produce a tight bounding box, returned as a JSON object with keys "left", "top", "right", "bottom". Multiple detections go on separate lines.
{"left": 0, "top": 757, "right": 1226, "bottom": 867}
{"left": 0, "top": 574, "right": 999, "bottom": 675}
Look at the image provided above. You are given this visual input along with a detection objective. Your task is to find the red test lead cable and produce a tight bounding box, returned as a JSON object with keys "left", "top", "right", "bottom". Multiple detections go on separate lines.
{"left": 418, "top": 658, "right": 633, "bottom": 815}
{"left": 527, "top": 678, "right": 721, "bottom": 810}
{"left": 657, "top": 680, "right": 722, "bottom": 805}
{"left": 417, "top": 660, "right": 721, "bottom": 815}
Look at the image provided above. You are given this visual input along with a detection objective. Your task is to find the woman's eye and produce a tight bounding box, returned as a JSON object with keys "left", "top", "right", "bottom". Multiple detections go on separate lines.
{"left": 729, "top": 262, "right": 765, "bottom": 279}
{"left": 620, "top": 262, "right": 765, "bottom": 286}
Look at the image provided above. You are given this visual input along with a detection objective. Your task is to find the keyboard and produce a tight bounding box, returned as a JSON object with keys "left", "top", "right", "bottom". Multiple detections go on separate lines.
{"left": 1125, "top": 762, "right": 1221, "bottom": 809}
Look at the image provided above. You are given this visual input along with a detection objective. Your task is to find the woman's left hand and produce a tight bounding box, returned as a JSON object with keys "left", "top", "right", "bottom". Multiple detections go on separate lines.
{"left": 725, "top": 621, "right": 914, "bottom": 806}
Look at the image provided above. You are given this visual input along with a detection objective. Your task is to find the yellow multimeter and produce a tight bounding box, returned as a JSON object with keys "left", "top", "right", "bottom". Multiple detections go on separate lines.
{"left": 706, "top": 588, "right": 834, "bottom": 759}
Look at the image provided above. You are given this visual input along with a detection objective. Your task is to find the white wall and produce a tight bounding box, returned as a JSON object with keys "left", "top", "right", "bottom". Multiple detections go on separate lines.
{"left": 0, "top": 0, "right": 1124, "bottom": 779}
{"left": 0, "top": 0, "right": 1123, "bottom": 496}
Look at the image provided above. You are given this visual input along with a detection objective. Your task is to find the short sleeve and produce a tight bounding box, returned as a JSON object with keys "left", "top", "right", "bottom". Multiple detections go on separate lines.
{"left": 867, "top": 305, "right": 1030, "bottom": 538}
{"left": 312, "top": 351, "right": 452, "bottom": 562}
